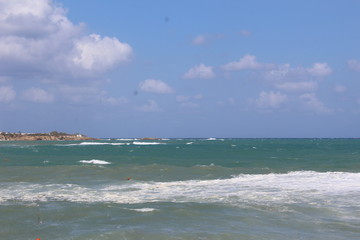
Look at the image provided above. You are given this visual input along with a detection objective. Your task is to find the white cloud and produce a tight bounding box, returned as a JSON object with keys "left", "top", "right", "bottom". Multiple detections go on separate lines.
{"left": 334, "top": 85, "right": 347, "bottom": 93}
{"left": 0, "top": 76, "right": 10, "bottom": 83}
{"left": 192, "top": 35, "right": 206, "bottom": 45}
{"left": 191, "top": 34, "right": 223, "bottom": 45}
{"left": 139, "top": 79, "right": 174, "bottom": 94}
{"left": 239, "top": 30, "right": 252, "bottom": 36}
{"left": 252, "top": 91, "right": 287, "bottom": 108}
{"left": 0, "top": 86, "right": 16, "bottom": 102}
{"left": 0, "top": 0, "right": 68, "bottom": 37}
{"left": 176, "top": 95, "right": 190, "bottom": 103}
{"left": 72, "top": 34, "right": 132, "bottom": 72}
{"left": 22, "top": 87, "right": 54, "bottom": 103}
{"left": 0, "top": 0, "right": 132, "bottom": 79}
{"left": 265, "top": 62, "right": 332, "bottom": 86}
{"left": 183, "top": 64, "right": 215, "bottom": 79}
{"left": 307, "top": 63, "right": 332, "bottom": 77}
{"left": 300, "top": 93, "right": 332, "bottom": 114}
{"left": 193, "top": 94, "right": 203, "bottom": 100}
{"left": 137, "top": 100, "right": 161, "bottom": 112}
{"left": 265, "top": 64, "right": 305, "bottom": 82}
{"left": 348, "top": 59, "right": 360, "bottom": 72}
{"left": 58, "top": 84, "right": 99, "bottom": 102}
{"left": 222, "top": 55, "right": 264, "bottom": 71}
{"left": 179, "top": 102, "right": 199, "bottom": 108}
{"left": 101, "top": 96, "right": 129, "bottom": 106}
{"left": 176, "top": 94, "right": 202, "bottom": 108}
{"left": 276, "top": 81, "right": 317, "bottom": 92}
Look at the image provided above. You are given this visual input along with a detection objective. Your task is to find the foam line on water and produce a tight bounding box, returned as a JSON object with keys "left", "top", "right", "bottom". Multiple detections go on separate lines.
{"left": 79, "top": 160, "right": 111, "bottom": 165}
{"left": 1, "top": 171, "right": 359, "bottom": 208}
{"left": 132, "top": 142, "right": 165, "bottom": 145}
{"left": 60, "top": 142, "right": 130, "bottom": 146}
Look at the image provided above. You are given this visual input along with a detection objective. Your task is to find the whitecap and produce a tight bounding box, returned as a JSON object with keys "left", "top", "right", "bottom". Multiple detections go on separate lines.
{"left": 132, "top": 142, "right": 164, "bottom": 145}
{"left": 62, "top": 142, "right": 128, "bottom": 146}
{"left": 2, "top": 171, "right": 360, "bottom": 210}
{"left": 127, "top": 208, "right": 158, "bottom": 212}
{"left": 79, "top": 160, "right": 111, "bottom": 165}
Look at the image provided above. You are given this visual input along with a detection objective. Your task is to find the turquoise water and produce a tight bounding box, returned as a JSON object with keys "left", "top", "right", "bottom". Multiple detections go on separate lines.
{"left": 1, "top": 138, "right": 360, "bottom": 239}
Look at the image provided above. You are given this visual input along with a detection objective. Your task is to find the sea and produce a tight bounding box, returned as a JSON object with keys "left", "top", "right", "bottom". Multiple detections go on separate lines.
{"left": 0, "top": 138, "right": 359, "bottom": 240}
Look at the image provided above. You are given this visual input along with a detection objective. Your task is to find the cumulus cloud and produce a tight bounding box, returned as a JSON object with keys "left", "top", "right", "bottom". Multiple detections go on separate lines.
{"left": 239, "top": 30, "right": 252, "bottom": 36}
{"left": 139, "top": 79, "right": 174, "bottom": 94}
{"left": 192, "top": 35, "right": 206, "bottom": 45}
{"left": 183, "top": 64, "right": 215, "bottom": 79}
{"left": 0, "top": 86, "right": 16, "bottom": 102}
{"left": 265, "top": 64, "right": 305, "bottom": 82}
{"left": 101, "top": 96, "right": 129, "bottom": 106}
{"left": 71, "top": 34, "right": 132, "bottom": 72}
{"left": 191, "top": 34, "right": 224, "bottom": 45}
{"left": 307, "top": 63, "right": 332, "bottom": 77}
{"left": 300, "top": 93, "right": 332, "bottom": 114}
{"left": 0, "top": 0, "right": 132, "bottom": 79}
{"left": 251, "top": 91, "right": 287, "bottom": 108}
{"left": 137, "top": 100, "right": 161, "bottom": 112}
{"left": 0, "top": 0, "right": 69, "bottom": 37}
{"left": 22, "top": 87, "right": 54, "bottom": 103}
{"left": 176, "top": 95, "right": 190, "bottom": 102}
{"left": 348, "top": 59, "right": 360, "bottom": 72}
{"left": 222, "top": 55, "right": 266, "bottom": 71}
{"left": 275, "top": 81, "right": 317, "bottom": 92}
{"left": 176, "top": 94, "right": 202, "bottom": 108}
{"left": 265, "top": 62, "right": 332, "bottom": 82}
{"left": 334, "top": 85, "right": 347, "bottom": 93}
{"left": 58, "top": 84, "right": 100, "bottom": 102}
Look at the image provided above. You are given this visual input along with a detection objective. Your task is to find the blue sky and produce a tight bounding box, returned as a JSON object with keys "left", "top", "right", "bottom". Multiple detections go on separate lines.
{"left": 0, "top": 0, "right": 360, "bottom": 138}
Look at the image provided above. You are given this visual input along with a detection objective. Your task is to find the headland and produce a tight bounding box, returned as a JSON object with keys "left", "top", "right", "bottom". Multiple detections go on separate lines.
{"left": 0, "top": 131, "right": 98, "bottom": 141}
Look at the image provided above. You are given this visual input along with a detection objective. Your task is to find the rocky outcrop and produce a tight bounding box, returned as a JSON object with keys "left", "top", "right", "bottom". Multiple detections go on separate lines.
{"left": 0, "top": 132, "right": 97, "bottom": 141}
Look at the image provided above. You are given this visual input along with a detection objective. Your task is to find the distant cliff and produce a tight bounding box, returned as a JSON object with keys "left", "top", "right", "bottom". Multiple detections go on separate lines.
{"left": 0, "top": 131, "right": 97, "bottom": 141}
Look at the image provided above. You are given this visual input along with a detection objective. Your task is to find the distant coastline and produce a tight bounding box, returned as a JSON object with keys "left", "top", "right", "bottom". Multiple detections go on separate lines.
{"left": 0, "top": 131, "right": 98, "bottom": 141}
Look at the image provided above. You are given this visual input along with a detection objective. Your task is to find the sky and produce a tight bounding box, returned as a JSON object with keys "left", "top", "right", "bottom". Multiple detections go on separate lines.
{"left": 0, "top": 0, "right": 360, "bottom": 138}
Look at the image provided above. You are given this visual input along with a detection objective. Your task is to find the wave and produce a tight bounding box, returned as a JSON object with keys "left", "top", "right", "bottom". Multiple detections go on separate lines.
{"left": 62, "top": 141, "right": 165, "bottom": 146}
{"left": 116, "top": 138, "right": 138, "bottom": 141}
{"left": 79, "top": 160, "right": 111, "bottom": 165}
{"left": 1, "top": 171, "right": 359, "bottom": 208}
{"left": 206, "top": 138, "right": 217, "bottom": 140}
{"left": 61, "top": 142, "right": 130, "bottom": 146}
{"left": 125, "top": 208, "right": 158, "bottom": 212}
{"left": 132, "top": 142, "right": 165, "bottom": 145}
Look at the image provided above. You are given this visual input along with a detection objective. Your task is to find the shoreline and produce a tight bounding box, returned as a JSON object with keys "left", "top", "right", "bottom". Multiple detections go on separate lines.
{"left": 0, "top": 131, "right": 98, "bottom": 141}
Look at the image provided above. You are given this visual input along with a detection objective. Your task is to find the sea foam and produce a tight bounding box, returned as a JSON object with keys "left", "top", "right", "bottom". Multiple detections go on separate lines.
{"left": 79, "top": 160, "right": 111, "bottom": 165}
{"left": 1, "top": 171, "right": 359, "bottom": 208}
{"left": 61, "top": 142, "right": 129, "bottom": 146}
{"left": 132, "top": 142, "right": 164, "bottom": 145}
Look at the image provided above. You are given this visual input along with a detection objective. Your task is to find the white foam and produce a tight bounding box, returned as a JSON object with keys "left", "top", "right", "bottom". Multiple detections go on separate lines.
{"left": 127, "top": 208, "right": 158, "bottom": 212}
{"left": 80, "top": 142, "right": 105, "bottom": 145}
{"left": 186, "top": 142, "right": 194, "bottom": 145}
{"left": 132, "top": 142, "right": 164, "bottom": 145}
{"left": 62, "top": 142, "right": 129, "bottom": 146}
{"left": 79, "top": 160, "right": 111, "bottom": 165}
{"left": 1, "top": 172, "right": 360, "bottom": 209}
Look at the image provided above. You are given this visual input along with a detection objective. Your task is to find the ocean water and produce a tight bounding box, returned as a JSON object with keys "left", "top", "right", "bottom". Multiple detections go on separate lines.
{"left": 0, "top": 138, "right": 359, "bottom": 240}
